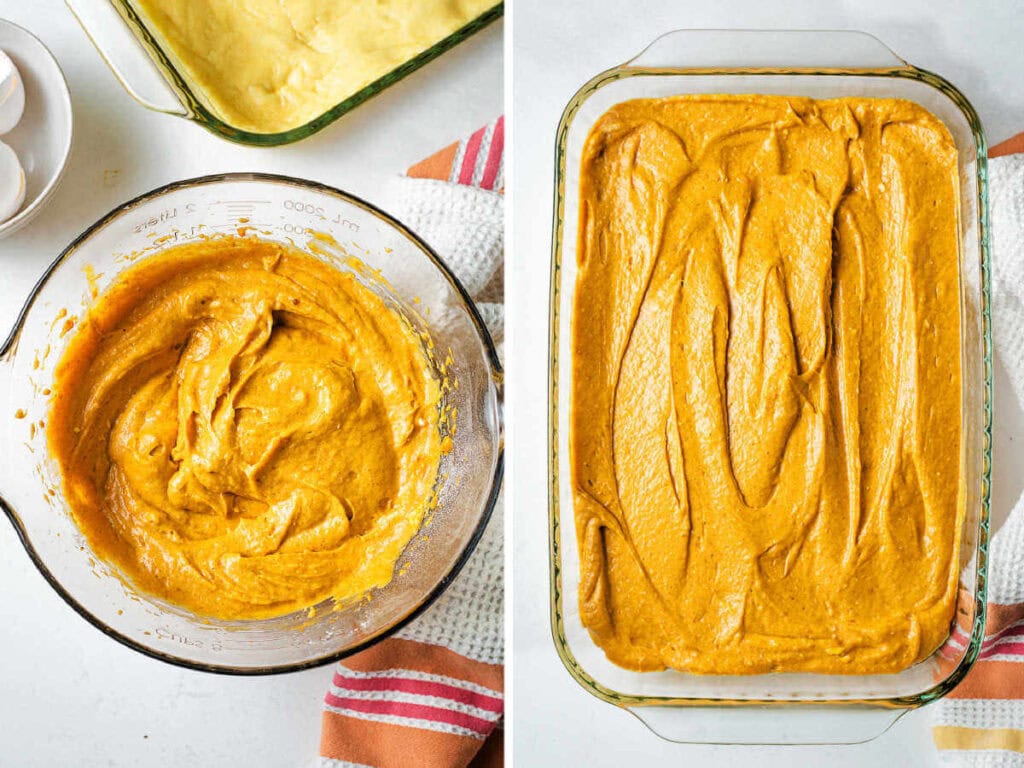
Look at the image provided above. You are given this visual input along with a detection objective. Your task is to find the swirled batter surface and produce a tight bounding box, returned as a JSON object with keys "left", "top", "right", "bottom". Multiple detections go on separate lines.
{"left": 49, "top": 237, "right": 442, "bottom": 619}
{"left": 572, "top": 95, "right": 962, "bottom": 674}
{"left": 132, "top": 0, "right": 498, "bottom": 134}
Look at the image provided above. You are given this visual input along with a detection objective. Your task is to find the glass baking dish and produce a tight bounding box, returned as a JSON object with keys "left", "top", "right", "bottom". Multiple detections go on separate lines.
{"left": 64, "top": 0, "right": 502, "bottom": 145}
{"left": 548, "top": 30, "right": 991, "bottom": 744}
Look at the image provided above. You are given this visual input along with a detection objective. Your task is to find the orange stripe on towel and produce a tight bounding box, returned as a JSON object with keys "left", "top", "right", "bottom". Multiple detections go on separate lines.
{"left": 991, "top": 132, "right": 1024, "bottom": 158}
{"left": 342, "top": 638, "right": 503, "bottom": 693}
{"left": 321, "top": 709, "right": 483, "bottom": 767}
{"left": 321, "top": 639, "right": 504, "bottom": 767}
{"left": 945, "top": 660, "right": 1024, "bottom": 700}
{"left": 408, "top": 141, "right": 460, "bottom": 182}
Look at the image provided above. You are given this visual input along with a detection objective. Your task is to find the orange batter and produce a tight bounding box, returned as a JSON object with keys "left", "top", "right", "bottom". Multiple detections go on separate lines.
{"left": 49, "top": 236, "right": 442, "bottom": 620}
{"left": 571, "top": 95, "right": 963, "bottom": 674}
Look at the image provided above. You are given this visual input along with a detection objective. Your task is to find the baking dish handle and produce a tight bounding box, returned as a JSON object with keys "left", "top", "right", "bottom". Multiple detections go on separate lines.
{"left": 627, "top": 29, "right": 909, "bottom": 72}
{"left": 627, "top": 703, "right": 906, "bottom": 745}
{"left": 65, "top": 0, "right": 188, "bottom": 117}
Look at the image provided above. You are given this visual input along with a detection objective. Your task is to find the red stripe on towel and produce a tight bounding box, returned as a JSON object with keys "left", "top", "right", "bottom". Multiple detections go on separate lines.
{"left": 332, "top": 671, "right": 504, "bottom": 712}
{"left": 480, "top": 116, "right": 504, "bottom": 190}
{"left": 325, "top": 693, "right": 495, "bottom": 736}
{"left": 458, "top": 126, "right": 486, "bottom": 185}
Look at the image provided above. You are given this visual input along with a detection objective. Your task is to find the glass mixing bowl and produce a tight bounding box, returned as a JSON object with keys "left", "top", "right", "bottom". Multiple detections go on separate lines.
{"left": 0, "top": 173, "right": 503, "bottom": 674}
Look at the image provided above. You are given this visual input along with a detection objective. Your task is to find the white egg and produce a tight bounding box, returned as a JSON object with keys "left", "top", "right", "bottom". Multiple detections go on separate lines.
{"left": 0, "top": 140, "right": 25, "bottom": 223}
{"left": 0, "top": 50, "right": 24, "bottom": 135}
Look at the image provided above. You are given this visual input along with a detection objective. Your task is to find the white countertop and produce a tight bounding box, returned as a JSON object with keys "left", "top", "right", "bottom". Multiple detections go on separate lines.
{"left": 509, "top": 0, "right": 1024, "bottom": 765}
{"left": 0, "top": 4, "right": 502, "bottom": 766}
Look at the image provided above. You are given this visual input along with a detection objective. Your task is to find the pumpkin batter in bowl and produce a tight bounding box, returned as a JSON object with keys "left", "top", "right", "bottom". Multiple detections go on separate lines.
{"left": 48, "top": 236, "right": 443, "bottom": 620}
{"left": 572, "top": 95, "right": 963, "bottom": 674}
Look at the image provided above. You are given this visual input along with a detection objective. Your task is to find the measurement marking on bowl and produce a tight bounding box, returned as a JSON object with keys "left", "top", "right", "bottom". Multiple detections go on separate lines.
{"left": 132, "top": 204, "right": 197, "bottom": 233}
{"left": 155, "top": 627, "right": 205, "bottom": 648}
{"left": 209, "top": 199, "right": 271, "bottom": 220}
{"left": 281, "top": 199, "right": 359, "bottom": 231}
{"left": 146, "top": 226, "right": 207, "bottom": 247}
{"left": 332, "top": 215, "right": 359, "bottom": 231}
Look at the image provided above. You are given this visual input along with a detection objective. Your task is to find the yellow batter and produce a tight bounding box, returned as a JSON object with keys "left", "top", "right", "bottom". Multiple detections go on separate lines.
{"left": 49, "top": 237, "right": 443, "bottom": 620}
{"left": 131, "top": 0, "right": 498, "bottom": 133}
{"left": 572, "top": 95, "right": 963, "bottom": 674}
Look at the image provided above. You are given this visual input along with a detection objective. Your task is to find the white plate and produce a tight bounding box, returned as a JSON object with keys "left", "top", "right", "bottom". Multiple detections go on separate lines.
{"left": 0, "top": 18, "right": 72, "bottom": 239}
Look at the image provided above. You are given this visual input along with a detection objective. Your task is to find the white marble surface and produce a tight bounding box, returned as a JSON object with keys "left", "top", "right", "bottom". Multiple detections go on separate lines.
{"left": 509, "top": 0, "right": 1024, "bottom": 765}
{"left": 0, "top": 3, "right": 502, "bottom": 766}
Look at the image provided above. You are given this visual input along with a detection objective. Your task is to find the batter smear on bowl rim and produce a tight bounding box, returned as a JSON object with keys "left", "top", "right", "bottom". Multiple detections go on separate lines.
{"left": 48, "top": 236, "right": 443, "bottom": 620}
{"left": 571, "top": 95, "right": 963, "bottom": 674}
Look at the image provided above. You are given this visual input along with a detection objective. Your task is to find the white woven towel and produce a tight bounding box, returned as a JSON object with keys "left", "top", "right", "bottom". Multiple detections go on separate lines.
{"left": 381, "top": 175, "right": 504, "bottom": 666}
{"left": 985, "top": 154, "right": 1024, "bottom": 607}
{"left": 933, "top": 152, "right": 1024, "bottom": 766}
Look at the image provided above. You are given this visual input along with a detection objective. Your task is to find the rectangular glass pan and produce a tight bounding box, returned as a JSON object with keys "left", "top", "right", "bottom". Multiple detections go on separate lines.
{"left": 548, "top": 30, "right": 992, "bottom": 745}
{"left": 65, "top": 0, "right": 502, "bottom": 146}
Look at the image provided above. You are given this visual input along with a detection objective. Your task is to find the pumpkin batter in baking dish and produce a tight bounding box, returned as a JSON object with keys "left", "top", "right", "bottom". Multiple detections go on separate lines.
{"left": 49, "top": 237, "right": 442, "bottom": 620}
{"left": 571, "top": 95, "right": 963, "bottom": 674}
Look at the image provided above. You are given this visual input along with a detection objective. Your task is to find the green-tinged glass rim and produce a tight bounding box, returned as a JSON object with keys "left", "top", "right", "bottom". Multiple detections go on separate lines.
{"left": 548, "top": 62, "right": 992, "bottom": 709}
{"left": 109, "top": 1, "right": 503, "bottom": 146}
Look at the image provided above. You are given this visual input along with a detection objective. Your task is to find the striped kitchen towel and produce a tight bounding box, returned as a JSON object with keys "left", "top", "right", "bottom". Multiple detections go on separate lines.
{"left": 407, "top": 115, "right": 505, "bottom": 192}
{"left": 932, "top": 133, "right": 1024, "bottom": 766}
{"left": 319, "top": 118, "right": 504, "bottom": 768}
